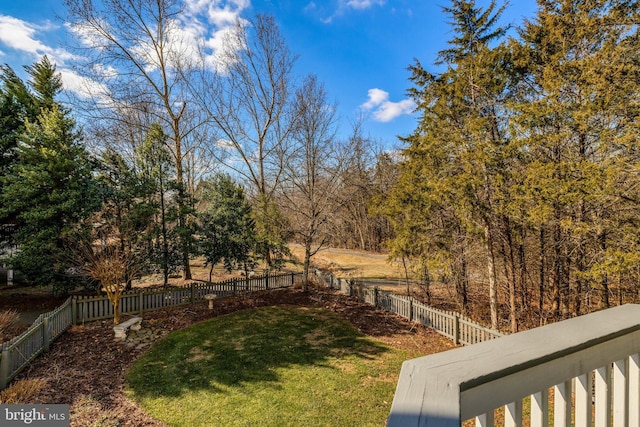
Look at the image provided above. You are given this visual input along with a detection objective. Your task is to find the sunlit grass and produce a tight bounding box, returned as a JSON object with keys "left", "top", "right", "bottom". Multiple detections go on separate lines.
{"left": 126, "top": 306, "right": 417, "bottom": 426}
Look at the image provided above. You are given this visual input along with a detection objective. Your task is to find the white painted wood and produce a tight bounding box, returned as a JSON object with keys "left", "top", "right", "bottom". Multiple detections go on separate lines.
{"left": 595, "top": 365, "right": 612, "bottom": 427}
{"left": 554, "top": 380, "right": 571, "bottom": 427}
{"left": 613, "top": 358, "right": 628, "bottom": 427}
{"left": 504, "top": 401, "right": 522, "bottom": 427}
{"left": 388, "top": 305, "right": 640, "bottom": 426}
{"left": 530, "top": 389, "right": 549, "bottom": 427}
{"left": 630, "top": 353, "right": 640, "bottom": 427}
{"left": 475, "top": 412, "right": 494, "bottom": 427}
{"left": 575, "top": 372, "right": 593, "bottom": 426}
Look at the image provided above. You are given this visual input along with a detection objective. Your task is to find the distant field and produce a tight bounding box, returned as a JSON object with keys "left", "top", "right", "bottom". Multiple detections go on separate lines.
{"left": 288, "top": 245, "right": 405, "bottom": 280}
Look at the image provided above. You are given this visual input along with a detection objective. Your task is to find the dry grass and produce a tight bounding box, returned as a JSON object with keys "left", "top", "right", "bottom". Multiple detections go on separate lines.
{"left": 0, "top": 378, "right": 48, "bottom": 404}
{"left": 288, "top": 245, "right": 405, "bottom": 280}
{"left": 0, "top": 309, "right": 20, "bottom": 341}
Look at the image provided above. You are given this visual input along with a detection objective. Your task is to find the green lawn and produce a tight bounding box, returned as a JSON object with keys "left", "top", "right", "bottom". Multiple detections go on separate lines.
{"left": 125, "top": 306, "right": 417, "bottom": 426}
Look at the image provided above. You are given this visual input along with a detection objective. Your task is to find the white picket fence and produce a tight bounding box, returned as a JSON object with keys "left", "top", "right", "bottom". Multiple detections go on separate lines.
{"left": 0, "top": 272, "right": 300, "bottom": 389}
{"left": 312, "top": 269, "right": 503, "bottom": 346}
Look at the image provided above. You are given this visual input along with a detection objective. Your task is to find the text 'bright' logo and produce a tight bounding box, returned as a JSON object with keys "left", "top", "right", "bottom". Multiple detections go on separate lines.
{"left": 2, "top": 405, "right": 68, "bottom": 425}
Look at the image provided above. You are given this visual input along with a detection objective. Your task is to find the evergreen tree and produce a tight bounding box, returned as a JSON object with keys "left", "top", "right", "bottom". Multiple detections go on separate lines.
{"left": 511, "top": 0, "right": 640, "bottom": 317}
{"left": 135, "top": 123, "right": 180, "bottom": 286}
{"left": 0, "top": 57, "right": 98, "bottom": 293}
{"left": 385, "top": 0, "right": 511, "bottom": 325}
{"left": 198, "top": 175, "right": 256, "bottom": 281}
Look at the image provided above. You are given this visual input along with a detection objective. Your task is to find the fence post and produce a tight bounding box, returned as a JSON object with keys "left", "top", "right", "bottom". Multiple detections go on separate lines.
{"left": 139, "top": 292, "right": 144, "bottom": 315}
{"left": 43, "top": 316, "right": 50, "bottom": 352}
{"left": 71, "top": 296, "right": 77, "bottom": 325}
{"left": 348, "top": 280, "right": 353, "bottom": 297}
{"left": 191, "top": 283, "right": 196, "bottom": 304}
{"left": 233, "top": 278, "right": 238, "bottom": 296}
{"left": 0, "top": 346, "right": 9, "bottom": 390}
{"left": 291, "top": 272, "right": 295, "bottom": 286}
{"left": 453, "top": 314, "right": 460, "bottom": 345}
{"left": 265, "top": 274, "right": 269, "bottom": 290}
{"left": 374, "top": 287, "right": 379, "bottom": 308}
{"left": 409, "top": 298, "right": 413, "bottom": 322}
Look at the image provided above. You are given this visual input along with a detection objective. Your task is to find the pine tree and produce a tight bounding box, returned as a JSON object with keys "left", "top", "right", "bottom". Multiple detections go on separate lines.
{"left": 198, "top": 175, "right": 256, "bottom": 281}
{"left": 511, "top": 0, "right": 640, "bottom": 317}
{"left": 386, "top": 0, "right": 511, "bottom": 325}
{"left": 0, "top": 57, "right": 99, "bottom": 293}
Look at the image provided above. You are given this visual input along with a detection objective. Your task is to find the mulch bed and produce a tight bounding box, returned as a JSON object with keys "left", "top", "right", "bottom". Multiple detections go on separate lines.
{"left": 10, "top": 284, "right": 456, "bottom": 427}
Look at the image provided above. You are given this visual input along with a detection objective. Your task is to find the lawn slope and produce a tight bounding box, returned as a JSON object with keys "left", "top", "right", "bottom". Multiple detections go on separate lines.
{"left": 126, "top": 306, "right": 415, "bottom": 426}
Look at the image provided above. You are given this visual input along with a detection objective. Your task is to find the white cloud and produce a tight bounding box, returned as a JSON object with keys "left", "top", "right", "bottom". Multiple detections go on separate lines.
{"left": 0, "top": 15, "right": 101, "bottom": 100}
{"left": 346, "top": 0, "right": 385, "bottom": 10}
{"left": 180, "top": 0, "right": 250, "bottom": 71}
{"left": 0, "top": 15, "right": 78, "bottom": 66}
{"left": 360, "top": 88, "right": 416, "bottom": 122}
{"left": 58, "top": 68, "right": 110, "bottom": 101}
{"left": 215, "top": 138, "right": 235, "bottom": 150}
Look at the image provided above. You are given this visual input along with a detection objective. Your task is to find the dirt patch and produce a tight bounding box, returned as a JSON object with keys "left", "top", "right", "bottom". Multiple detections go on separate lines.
{"left": 10, "top": 284, "right": 454, "bottom": 427}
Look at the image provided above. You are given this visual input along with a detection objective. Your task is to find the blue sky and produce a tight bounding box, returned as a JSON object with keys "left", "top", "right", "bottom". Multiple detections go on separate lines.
{"left": 0, "top": 0, "right": 538, "bottom": 146}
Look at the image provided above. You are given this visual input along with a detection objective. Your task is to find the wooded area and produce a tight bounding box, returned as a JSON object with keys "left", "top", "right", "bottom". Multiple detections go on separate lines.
{"left": 1, "top": 0, "right": 639, "bottom": 334}
{"left": 379, "top": 0, "right": 640, "bottom": 331}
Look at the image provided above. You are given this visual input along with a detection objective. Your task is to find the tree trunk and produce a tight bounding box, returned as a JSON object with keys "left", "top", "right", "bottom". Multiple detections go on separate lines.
{"left": 600, "top": 231, "right": 610, "bottom": 308}
{"left": 112, "top": 297, "right": 121, "bottom": 325}
{"left": 160, "top": 175, "right": 169, "bottom": 287}
{"left": 484, "top": 223, "right": 499, "bottom": 330}
{"left": 538, "top": 226, "right": 546, "bottom": 326}
{"left": 551, "top": 219, "right": 563, "bottom": 320}
{"left": 453, "top": 241, "right": 469, "bottom": 316}
{"left": 303, "top": 241, "right": 311, "bottom": 292}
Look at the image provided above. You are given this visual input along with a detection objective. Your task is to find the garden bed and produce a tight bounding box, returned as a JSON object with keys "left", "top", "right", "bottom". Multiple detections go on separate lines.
{"left": 7, "top": 284, "right": 455, "bottom": 426}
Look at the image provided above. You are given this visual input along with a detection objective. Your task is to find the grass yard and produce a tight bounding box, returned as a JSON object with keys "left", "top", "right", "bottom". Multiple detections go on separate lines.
{"left": 125, "top": 306, "right": 417, "bottom": 426}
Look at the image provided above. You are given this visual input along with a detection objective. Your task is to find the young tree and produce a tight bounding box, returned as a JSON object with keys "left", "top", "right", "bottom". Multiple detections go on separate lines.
{"left": 0, "top": 58, "right": 99, "bottom": 293}
{"left": 136, "top": 123, "right": 178, "bottom": 287}
{"left": 196, "top": 14, "right": 298, "bottom": 267}
{"left": 281, "top": 74, "right": 347, "bottom": 290}
{"left": 76, "top": 241, "right": 138, "bottom": 325}
{"left": 197, "top": 175, "right": 256, "bottom": 281}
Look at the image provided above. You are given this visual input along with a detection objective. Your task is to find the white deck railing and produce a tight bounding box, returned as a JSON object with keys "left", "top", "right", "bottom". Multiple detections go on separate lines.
{"left": 388, "top": 304, "right": 640, "bottom": 426}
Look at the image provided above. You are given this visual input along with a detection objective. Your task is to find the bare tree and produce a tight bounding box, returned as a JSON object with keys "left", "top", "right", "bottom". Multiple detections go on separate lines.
{"left": 76, "top": 242, "right": 139, "bottom": 325}
{"left": 281, "top": 75, "right": 348, "bottom": 289}
{"left": 64, "top": 0, "right": 212, "bottom": 279}
{"left": 194, "top": 14, "right": 299, "bottom": 266}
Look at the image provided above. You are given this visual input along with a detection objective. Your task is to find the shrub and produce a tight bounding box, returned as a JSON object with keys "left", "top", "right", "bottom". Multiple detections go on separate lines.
{"left": 0, "top": 378, "right": 47, "bottom": 403}
{"left": 0, "top": 310, "right": 20, "bottom": 342}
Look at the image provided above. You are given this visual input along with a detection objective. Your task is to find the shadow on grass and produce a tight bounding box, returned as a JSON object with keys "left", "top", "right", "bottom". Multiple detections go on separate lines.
{"left": 126, "top": 306, "right": 390, "bottom": 399}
